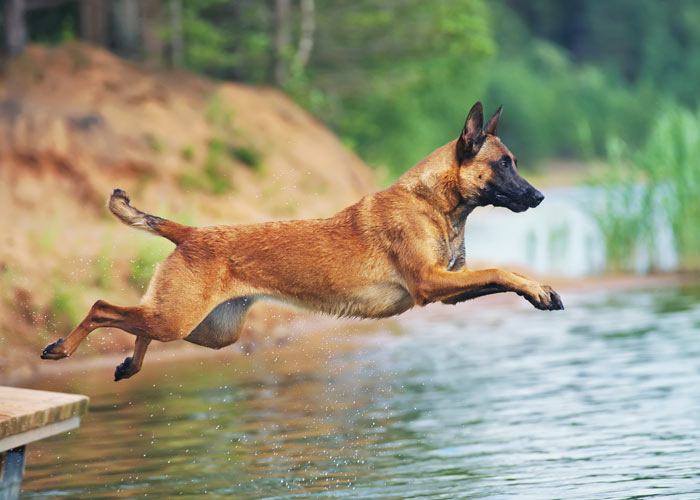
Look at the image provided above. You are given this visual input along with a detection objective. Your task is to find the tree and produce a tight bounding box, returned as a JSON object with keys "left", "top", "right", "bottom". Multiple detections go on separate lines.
{"left": 79, "top": 0, "right": 107, "bottom": 47}
{"left": 3, "top": 0, "right": 28, "bottom": 56}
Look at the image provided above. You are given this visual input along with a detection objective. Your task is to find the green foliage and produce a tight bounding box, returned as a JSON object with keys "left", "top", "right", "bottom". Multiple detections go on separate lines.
{"left": 302, "top": 0, "right": 700, "bottom": 177}
{"left": 26, "top": 3, "right": 78, "bottom": 45}
{"left": 230, "top": 145, "right": 262, "bottom": 172}
{"left": 300, "top": 0, "right": 495, "bottom": 177}
{"left": 93, "top": 249, "right": 112, "bottom": 290}
{"left": 500, "top": 0, "right": 700, "bottom": 108}
{"left": 181, "top": 144, "right": 195, "bottom": 161}
{"left": 49, "top": 283, "right": 82, "bottom": 331}
{"left": 483, "top": 42, "right": 661, "bottom": 165}
{"left": 593, "top": 108, "right": 700, "bottom": 272}
{"left": 205, "top": 94, "right": 234, "bottom": 128}
{"left": 145, "top": 134, "right": 164, "bottom": 153}
{"left": 36, "top": 223, "right": 58, "bottom": 254}
{"left": 178, "top": 138, "right": 242, "bottom": 194}
{"left": 178, "top": 94, "right": 264, "bottom": 190}
{"left": 129, "top": 237, "right": 174, "bottom": 290}
{"left": 177, "top": 168, "right": 208, "bottom": 191}
{"left": 203, "top": 139, "right": 230, "bottom": 194}
{"left": 181, "top": 0, "right": 271, "bottom": 81}
{"left": 24, "top": 0, "right": 700, "bottom": 181}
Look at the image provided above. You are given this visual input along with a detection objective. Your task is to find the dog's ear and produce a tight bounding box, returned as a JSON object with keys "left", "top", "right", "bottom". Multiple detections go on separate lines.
{"left": 457, "top": 101, "right": 485, "bottom": 163}
{"left": 484, "top": 105, "right": 503, "bottom": 136}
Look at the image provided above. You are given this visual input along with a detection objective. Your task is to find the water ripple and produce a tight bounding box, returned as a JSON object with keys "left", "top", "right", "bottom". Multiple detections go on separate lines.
{"left": 19, "top": 283, "right": 700, "bottom": 499}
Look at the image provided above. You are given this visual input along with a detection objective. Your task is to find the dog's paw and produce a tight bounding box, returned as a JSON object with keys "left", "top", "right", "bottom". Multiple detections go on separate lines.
{"left": 526, "top": 285, "right": 564, "bottom": 311}
{"left": 114, "top": 357, "right": 135, "bottom": 382}
{"left": 41, "top": 338, "right": 69, "bottom": 360}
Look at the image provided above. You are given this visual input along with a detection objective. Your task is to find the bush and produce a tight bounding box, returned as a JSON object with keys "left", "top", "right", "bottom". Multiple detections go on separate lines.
{"left": 483, "top": 41, "right": 661, "bottom": 166}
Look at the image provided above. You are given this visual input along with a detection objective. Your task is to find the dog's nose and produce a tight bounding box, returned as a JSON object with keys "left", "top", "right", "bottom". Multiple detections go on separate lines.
{"left": 530, "top": 189, "right": 544, "bottom": 207}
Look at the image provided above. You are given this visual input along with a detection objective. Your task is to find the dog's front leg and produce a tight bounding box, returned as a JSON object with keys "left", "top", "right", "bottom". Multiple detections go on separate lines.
{"left": 440, "top": 285, "right": 505, "bottom": 305}
{"left": 412, "top": 267, "right": 563, "bottom": 310}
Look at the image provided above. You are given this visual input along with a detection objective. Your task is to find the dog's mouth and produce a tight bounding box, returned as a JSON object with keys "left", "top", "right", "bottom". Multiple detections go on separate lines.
{"left": 490, "top": 188, "right": 543, "bottom": 213}
{"left": 508, "top": 201, "right": 530, "bottom": 213}
{"left": 492, "top": 192, "right": 529, "bottom": 212}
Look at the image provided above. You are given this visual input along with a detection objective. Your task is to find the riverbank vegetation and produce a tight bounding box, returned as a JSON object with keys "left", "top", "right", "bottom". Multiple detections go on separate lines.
{"left": 594, "top": 108, "right": 700, "bottom": 272}
{"left": 11, "top": 0, "right": 700, "bottom": 178}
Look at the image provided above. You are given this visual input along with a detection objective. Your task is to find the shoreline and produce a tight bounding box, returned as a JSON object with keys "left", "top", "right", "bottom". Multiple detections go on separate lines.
{"left": 3, "top": 271, "right": 698, "bottom": 388}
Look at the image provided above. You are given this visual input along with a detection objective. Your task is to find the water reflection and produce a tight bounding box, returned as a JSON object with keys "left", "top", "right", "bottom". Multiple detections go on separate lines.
{"left": 467, "top": 186, "right": 678, "bottom": 276}
{"left": 21, "top": 283, "right": 700, "bottom": 499}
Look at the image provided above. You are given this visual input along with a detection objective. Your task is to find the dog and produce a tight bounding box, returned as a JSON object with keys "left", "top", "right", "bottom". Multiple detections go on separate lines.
{"left": 41, "top": 102, "right": 563, "bottom": 381}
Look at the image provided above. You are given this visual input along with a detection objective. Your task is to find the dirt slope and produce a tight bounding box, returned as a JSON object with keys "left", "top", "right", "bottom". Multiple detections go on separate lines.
{"left": 0, "top": 43, "right": 376, "bottom": 381}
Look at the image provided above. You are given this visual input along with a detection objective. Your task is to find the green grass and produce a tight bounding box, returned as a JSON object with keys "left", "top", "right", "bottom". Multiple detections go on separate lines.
{"left": 181, "top": 144, "right": 195, "bottom": 161}
{"left": 92, "top": 233, "right": 115, "bottom": 290}
{"left": 178, "top": 139, "right": 263, "bottom": 193}
{"left": 205, "top": 94, "right": 234, "bottom": 130}
{"left": 203, "top": 139, "right": 230, "bottom": 194}
{"left": 93, "top": 251, "right": 112, "bottom": 290}
{"left": 593, "top": 108, "right": 700, "bottom": 272}
{"left": 48, "top": 283, "right": 83, "bottom": 332}
{"left": 230, "top": 145, "right": 262, "bottom": 172}
{"left": 177, "top": 139, "right": 230, "bottom": 194}
{"left": 145, "top": 134, "right": 164, "bottom": 153}
{"left": 129, "top": 237, "right": 175, "bottom": 290}
{"left": 179, "top": 95, "right": 264, "bottom": 192}
{"left": 36, "top": 224, "right": 58, "bottom": 254}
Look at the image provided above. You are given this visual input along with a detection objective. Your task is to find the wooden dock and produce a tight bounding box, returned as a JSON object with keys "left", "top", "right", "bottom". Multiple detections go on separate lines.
{"left": 0, "top": 386, "right": 89, "bottom": 500}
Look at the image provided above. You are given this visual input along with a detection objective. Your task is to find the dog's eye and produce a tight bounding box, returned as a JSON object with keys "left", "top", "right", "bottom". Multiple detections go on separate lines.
{"left": 499, "top": 159, "right": 509, "bottom": 168}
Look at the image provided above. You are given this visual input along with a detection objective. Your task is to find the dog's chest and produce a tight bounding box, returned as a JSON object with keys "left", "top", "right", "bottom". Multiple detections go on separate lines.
{"left": 441, "top": 206, "right": 468, "bottom": 271}
{"left": 445, "top": 217, "right": 467, "bottom": 271}
{"left": 446, "top": 235, "right": 466, "bottom": 271}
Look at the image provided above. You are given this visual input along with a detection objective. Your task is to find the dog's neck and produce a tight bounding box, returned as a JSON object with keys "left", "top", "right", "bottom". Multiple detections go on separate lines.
{"left": 396, "top": 140, "right": 476, "bottom": 236}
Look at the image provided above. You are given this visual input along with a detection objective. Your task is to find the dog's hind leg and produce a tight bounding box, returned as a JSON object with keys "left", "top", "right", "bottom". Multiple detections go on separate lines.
{"left": 114, "top": 336, "right": 151, "bottom": 381}
{"left": 41, "top": 300, "right": 148, "bottom": 360}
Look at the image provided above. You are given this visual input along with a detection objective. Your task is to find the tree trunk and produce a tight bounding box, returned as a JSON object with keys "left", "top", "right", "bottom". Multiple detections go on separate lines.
{"left": 111, "top": 0, "right": 142, "bottom": 59}
{"left": 3, "top": 0, "right": 28, "bottom": 57}
{"left": 294, "top": 0, "right": 315, "bottom": 69}
{"left": 79, "top": 0, "right": 107, "bottom": 46}
{"left": 141, "top": 0, "right": 164, "bottom": 67}
{"left": 168, "top": 0, "right": 184, "bottom": 67}
{"left": 271, "top": 0, "right": 291, "bottom": 84}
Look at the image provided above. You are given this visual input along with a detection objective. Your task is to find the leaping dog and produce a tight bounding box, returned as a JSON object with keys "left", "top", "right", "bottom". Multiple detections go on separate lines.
{"left": 42, "top": 102, "right": 563, "bottom": 381}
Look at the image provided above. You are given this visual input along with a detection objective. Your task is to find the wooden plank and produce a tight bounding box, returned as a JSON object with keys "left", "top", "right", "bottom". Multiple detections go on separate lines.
{"left": 0, "top": 387, "right": 89, "bottom": 440}
{"left": 0, "top": 416, "right": 80, "bottom": 453}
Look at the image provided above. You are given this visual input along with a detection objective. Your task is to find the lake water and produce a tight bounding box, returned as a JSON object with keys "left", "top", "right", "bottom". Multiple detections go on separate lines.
{"left": 19, "top": 282, "right": 700, "bottom": 499}
{"left": 466, "top": 186, "right": 678, "bottom": 277}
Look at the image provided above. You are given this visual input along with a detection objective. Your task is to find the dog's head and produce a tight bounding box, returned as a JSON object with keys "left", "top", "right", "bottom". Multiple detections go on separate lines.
{"left": 455, "top": 102, "right": 543, "bottom": 213}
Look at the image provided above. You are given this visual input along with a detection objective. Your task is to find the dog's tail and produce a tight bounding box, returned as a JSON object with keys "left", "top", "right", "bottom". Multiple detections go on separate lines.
{"left": 108, "top": 189, "right": 193, "bottom": 245}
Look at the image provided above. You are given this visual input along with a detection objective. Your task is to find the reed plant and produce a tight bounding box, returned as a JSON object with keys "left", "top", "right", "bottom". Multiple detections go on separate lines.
{"left": 594, "top": 108, "right": 700, "bottom": 272}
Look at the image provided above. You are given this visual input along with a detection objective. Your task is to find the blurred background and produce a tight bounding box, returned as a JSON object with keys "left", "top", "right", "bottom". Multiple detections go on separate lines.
{"left": 0, "top": 0, "right": 700, "bottom": 372}
{"left": 4, "top": 2, "right": 700, "bottom": 499}
{"left": 2, "top": 0, "right": 700, "bottom": 379}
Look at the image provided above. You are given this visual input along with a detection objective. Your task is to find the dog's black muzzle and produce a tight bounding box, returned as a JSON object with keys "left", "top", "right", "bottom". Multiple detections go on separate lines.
{"left": 485, "top": 183, "right": 544, "bottom": 213}
{"left": 528, "top": 188, "right": 545, "bottom": 208}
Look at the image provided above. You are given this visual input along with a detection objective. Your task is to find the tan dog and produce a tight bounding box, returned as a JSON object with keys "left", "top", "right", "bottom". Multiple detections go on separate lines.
{"left": 42, "top": 102, "right": 563, "bottom": 381}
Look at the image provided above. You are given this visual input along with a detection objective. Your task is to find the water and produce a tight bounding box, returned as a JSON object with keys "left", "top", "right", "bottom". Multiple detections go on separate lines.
{"left": 467, "top": 186, "right": 678, "bottom": 277}
{"left": 20, "top": 283, "right": 700, "bottom": 499}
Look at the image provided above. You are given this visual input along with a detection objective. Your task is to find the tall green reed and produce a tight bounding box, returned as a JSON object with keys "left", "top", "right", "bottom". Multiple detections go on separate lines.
{"left": 594, "top": 108, "right": 700, "bottom": 272}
